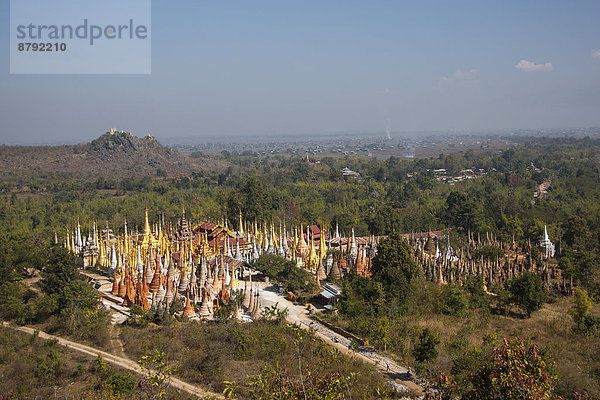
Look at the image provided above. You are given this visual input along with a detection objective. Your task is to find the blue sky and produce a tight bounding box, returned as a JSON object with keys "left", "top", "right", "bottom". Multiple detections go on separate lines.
{"left": 1, "top": 1, "right": 600, "bottom": 144}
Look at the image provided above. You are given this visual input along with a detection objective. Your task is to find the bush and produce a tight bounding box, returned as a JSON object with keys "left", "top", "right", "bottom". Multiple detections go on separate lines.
{"left": 441, "top": 285, "right": 469, "bottom": 317}
{"left": 466, "top": 338, "right": 559, "bottom": 400}
{"left": 464, "top": 275, "right": 489, "bottom": 309}
{"left": 126, "top": 305, "right": 154, "bottom": 328}
{"left": 413, "top": 328, "right": 440, "bottom": 363}
{"left": 36, "top": 348, "right": 64, "bottom": 385}
{"left": 472, "top": 245, "right": 504, "bottom": 261}
{"left": 252, "top": 254, "right": 318, "bottom": 294}
{"left": 582, "top": 314, "right": 600, "bottom": 337}
{"left": 508, "top": 272, "right": 545, "bottom": 317}
{"left": 108, "top": 372, "right": 136, "bottom": 395}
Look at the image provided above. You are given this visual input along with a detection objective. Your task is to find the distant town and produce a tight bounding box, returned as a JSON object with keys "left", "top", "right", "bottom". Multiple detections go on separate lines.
{"left": 167, "top": 127, "right": 600, "bottom": 159}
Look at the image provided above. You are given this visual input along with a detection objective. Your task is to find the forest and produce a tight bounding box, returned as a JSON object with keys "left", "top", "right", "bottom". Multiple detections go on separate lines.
{"left": 0, "top": 135, "right": 599, "bottom": 398}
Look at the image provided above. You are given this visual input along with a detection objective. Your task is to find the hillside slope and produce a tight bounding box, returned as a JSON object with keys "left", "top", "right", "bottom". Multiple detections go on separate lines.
{"left": 0, "top": 130, "right": 230, "bottom": 178}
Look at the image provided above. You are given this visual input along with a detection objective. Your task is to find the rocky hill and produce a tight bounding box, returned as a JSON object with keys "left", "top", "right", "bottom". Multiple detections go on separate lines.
{"left": 0, "top": 130, "right": 231, "bottom": 178}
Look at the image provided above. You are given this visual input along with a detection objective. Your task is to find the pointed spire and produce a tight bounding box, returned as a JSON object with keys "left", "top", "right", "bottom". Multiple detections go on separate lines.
{"left": 235, "top": 238, "right": 243, "bottom": 261}
{"left": 350, "top": 228, "right": 358, "bottom": 259}
{"left": 143, "top": 207, "right": 151, "bottom": 237}
{"left": 355, "top": 247, "right": 364, "bottom": 275}
{"left": 242, "top": 279, "right": 250, "bottom": 310}
{"left": 329, "top": 256, "right": 341, "bottom": 281}
{"left": 111, "top": 269, "right": 119, "bottom": 295}
{"left": 182, "top": 290, "right": 196, "bottom": 318}
{"left": 316, "top": 256, "right": 327, "bottom": 281}
{"left": 338, "top": 251, "right": 347, "bottom": 270}
{"left": 199, "top": 288, "right": 212, "bottom": 318}
{"left": 154, "top": 281, "right": 165, "bottom": 308}
{"left": 251, "top": 292, "right": 261, "bottom": 320}
{"left": 117, "top": 273, "right": 126, "bottom": 298}
{"left": 109, "top": 244, "right": 117, "bottom": 274}
{"left": 164, "top": 279, "right": 174, "bottom": 308}
{"left": 136, "top": 246, "right": 144, "bottom": 276}
{"left": 149, "top": 254, "right": 161, "bottom": 293}
{"left": 248, "top": 286, "right": 254, "bottom": 312}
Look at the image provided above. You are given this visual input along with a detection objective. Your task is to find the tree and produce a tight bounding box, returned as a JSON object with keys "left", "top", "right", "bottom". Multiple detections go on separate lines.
{"left": 445, "top": 191, "right": 483, "bottom": 232}
{"left": 508, "top": 272, "right": 544, "bottom": 317}
{"left": 40, "top": 247, "right": 82, "bottom": 296}
{"left": 413, "top": 328, "right": 440, "bottom": 363}
{"left": 366, "top": 205, "right": 402, "bottom": 235}
{"left": 472, "top": 245, "right": 504, "bottom": 261}
{"left": 241, "top": 176, "right": 267, "bottom": 222}
{"left": 59, "top": 279, "right": 109, "bottom": 345}
{"left": 466, "top": 338, "right": 559, "bottom": 400}
{"left": 331, "top": 212, "right": 354, "bottom": 235}
{"left": 562, "top": 215, "right": 592, "bottom": 250}
{"left": 252, "top": 254, "right": 317, "bottom": 295}
{"left": 570, "top": 288, "right": 600, "bottom": 336}
{"left": 138, "top": 350, "right": 174, "bottom": 400}
{"left": 572, "top": 288, "right": 591, "bottom": 332}
{"left": 444, "top": 153, "right": 465, "bottom": 176}
{"left": 441, "top": 285, "right": 469, "bottom": 317}
{"left": 377, "top": 316, "right": 391, "bottom": 352}
{"left": 338, "top": 272, "right": 386, "bottom": 336}
{"left": 371, "top": 232, "right": 420, "bottom": 308}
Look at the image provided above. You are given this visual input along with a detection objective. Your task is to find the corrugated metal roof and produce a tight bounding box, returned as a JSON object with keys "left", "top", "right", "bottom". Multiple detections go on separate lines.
{"left": 320, "top": 283, "right": 342, "bottom": 299}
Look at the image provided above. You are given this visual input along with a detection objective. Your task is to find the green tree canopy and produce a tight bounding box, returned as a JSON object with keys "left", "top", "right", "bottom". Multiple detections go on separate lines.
{"left": 467, "top": 338, "right": 558, "bottom": 400}
{"left": 445, "top": 191, "right": 484, "bottom": 232}
{"left": 252, "top": 254, "right": 317, "bottom": 295}
{"left": 371, "top": 232, "right": 420, "bottom": 308}
{"left": 413, "top": 328, "right": 440, "bottom": 363}
{"left": 508, "top": 272, "right": 545, "bottom": 317}
{"left": 40, "top": 247, "right": 82, "bottom": 296}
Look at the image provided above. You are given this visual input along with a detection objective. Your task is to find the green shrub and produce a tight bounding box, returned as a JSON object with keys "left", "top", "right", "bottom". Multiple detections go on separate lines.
{"left": 36, "top": 348, "right": 64, "bottom": 385}
{"left": 508, "top": 272, "right": 545, "bottom": 317}
{"left": 413, "top": 328, "right": 440, "bottom": 363}
{"left": 441, "top": 285, "right": 469, "bottom": 317}
{"left": 472, "top": 245, "right": 504, "bottom": 261}
{"left": 252, "top": 254, "right": 318, "bottom": 294}
{"left": 108, "top": 372, "right": 136, "bottom": 395}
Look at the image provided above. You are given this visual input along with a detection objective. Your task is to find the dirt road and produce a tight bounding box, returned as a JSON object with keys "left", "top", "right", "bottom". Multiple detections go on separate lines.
{"left": 255, "top": 282, "right": 424, "bottom": 395}
{"left": 1, "top": 321, "right": 223, "bottom": 399}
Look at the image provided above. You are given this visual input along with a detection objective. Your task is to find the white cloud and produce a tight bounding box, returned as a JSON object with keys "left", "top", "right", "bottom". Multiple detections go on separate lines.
{"left": 592, "top": 49, "right": 600, "bottom": 60}
{"left": 440, "top": 69, "right": 479, "bottom": 84}
{"left": 515, "top": 59, "right": 553, "bottom": 72}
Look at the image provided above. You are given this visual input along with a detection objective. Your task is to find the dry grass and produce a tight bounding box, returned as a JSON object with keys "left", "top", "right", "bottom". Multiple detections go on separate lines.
{"left": 406, "top": 296, "right": 600, "bottom": 397}
{"left": 0, "top": 326, "right": 197, "bottom": 399}
{"left": 119, "top": 319, "right": 394, "bottom": 399}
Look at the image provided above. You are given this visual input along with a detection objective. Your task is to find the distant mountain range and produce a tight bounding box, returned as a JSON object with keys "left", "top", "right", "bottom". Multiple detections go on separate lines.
{"left": 0, "top": 130, "right": 231, "bottom": 178}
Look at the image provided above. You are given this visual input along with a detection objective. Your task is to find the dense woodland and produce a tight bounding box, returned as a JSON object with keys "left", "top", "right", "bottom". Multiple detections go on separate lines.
{"left": 2, "top": 136, "right": 598, "bottom": 291}
{"left": 0, "top": 136, "right": 599, "bottom": 398}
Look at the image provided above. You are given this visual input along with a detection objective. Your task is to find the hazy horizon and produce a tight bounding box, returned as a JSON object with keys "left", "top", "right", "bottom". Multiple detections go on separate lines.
{"left": 2, "top": 1, "right": 600, "bottom": 145}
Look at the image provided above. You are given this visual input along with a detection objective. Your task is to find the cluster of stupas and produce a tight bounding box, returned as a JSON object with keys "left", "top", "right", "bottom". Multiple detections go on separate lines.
{"left": 65, "top": 209, "right": 267, "bottom": 320}
{"left": 64, "top": 208, "right": 375, "bottom": 319}
{"left": 410, "top": 227, "right": 568, "bottom": 294}
{"left": 64, "top": 206, "right": 565, "bottom": 318}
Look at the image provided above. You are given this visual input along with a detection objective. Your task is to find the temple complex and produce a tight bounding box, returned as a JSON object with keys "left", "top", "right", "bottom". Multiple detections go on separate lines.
{"left": 65, "top": 207, "right": 566, "bottom": 321}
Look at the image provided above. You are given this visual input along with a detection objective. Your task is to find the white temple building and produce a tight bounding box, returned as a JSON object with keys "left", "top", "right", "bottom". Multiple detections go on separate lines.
{"left": 539, "top": 225, "right": 555, "bottom": 259}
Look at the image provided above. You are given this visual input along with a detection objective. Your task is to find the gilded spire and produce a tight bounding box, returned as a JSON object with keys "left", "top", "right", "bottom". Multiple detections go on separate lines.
{"left": 143, "top": 207, "right": 151, "bottom": 237}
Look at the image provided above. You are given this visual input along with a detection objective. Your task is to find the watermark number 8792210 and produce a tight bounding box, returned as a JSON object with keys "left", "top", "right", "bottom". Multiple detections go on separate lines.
{"left": 18, "top": 42, "right": 67, "bottom": 52}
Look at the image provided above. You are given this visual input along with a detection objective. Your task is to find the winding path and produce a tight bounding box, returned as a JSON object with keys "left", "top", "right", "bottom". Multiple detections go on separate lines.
{"left": 1, "top": 322, "right": 223, "bottom": 399}
{"left": 255, "top": 282, "right": 425, "bottom": 395}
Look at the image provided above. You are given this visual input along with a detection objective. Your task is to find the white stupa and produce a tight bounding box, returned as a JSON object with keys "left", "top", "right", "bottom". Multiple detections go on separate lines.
{"left": 539, "top": 225, "right": 555, "bottom": 259}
